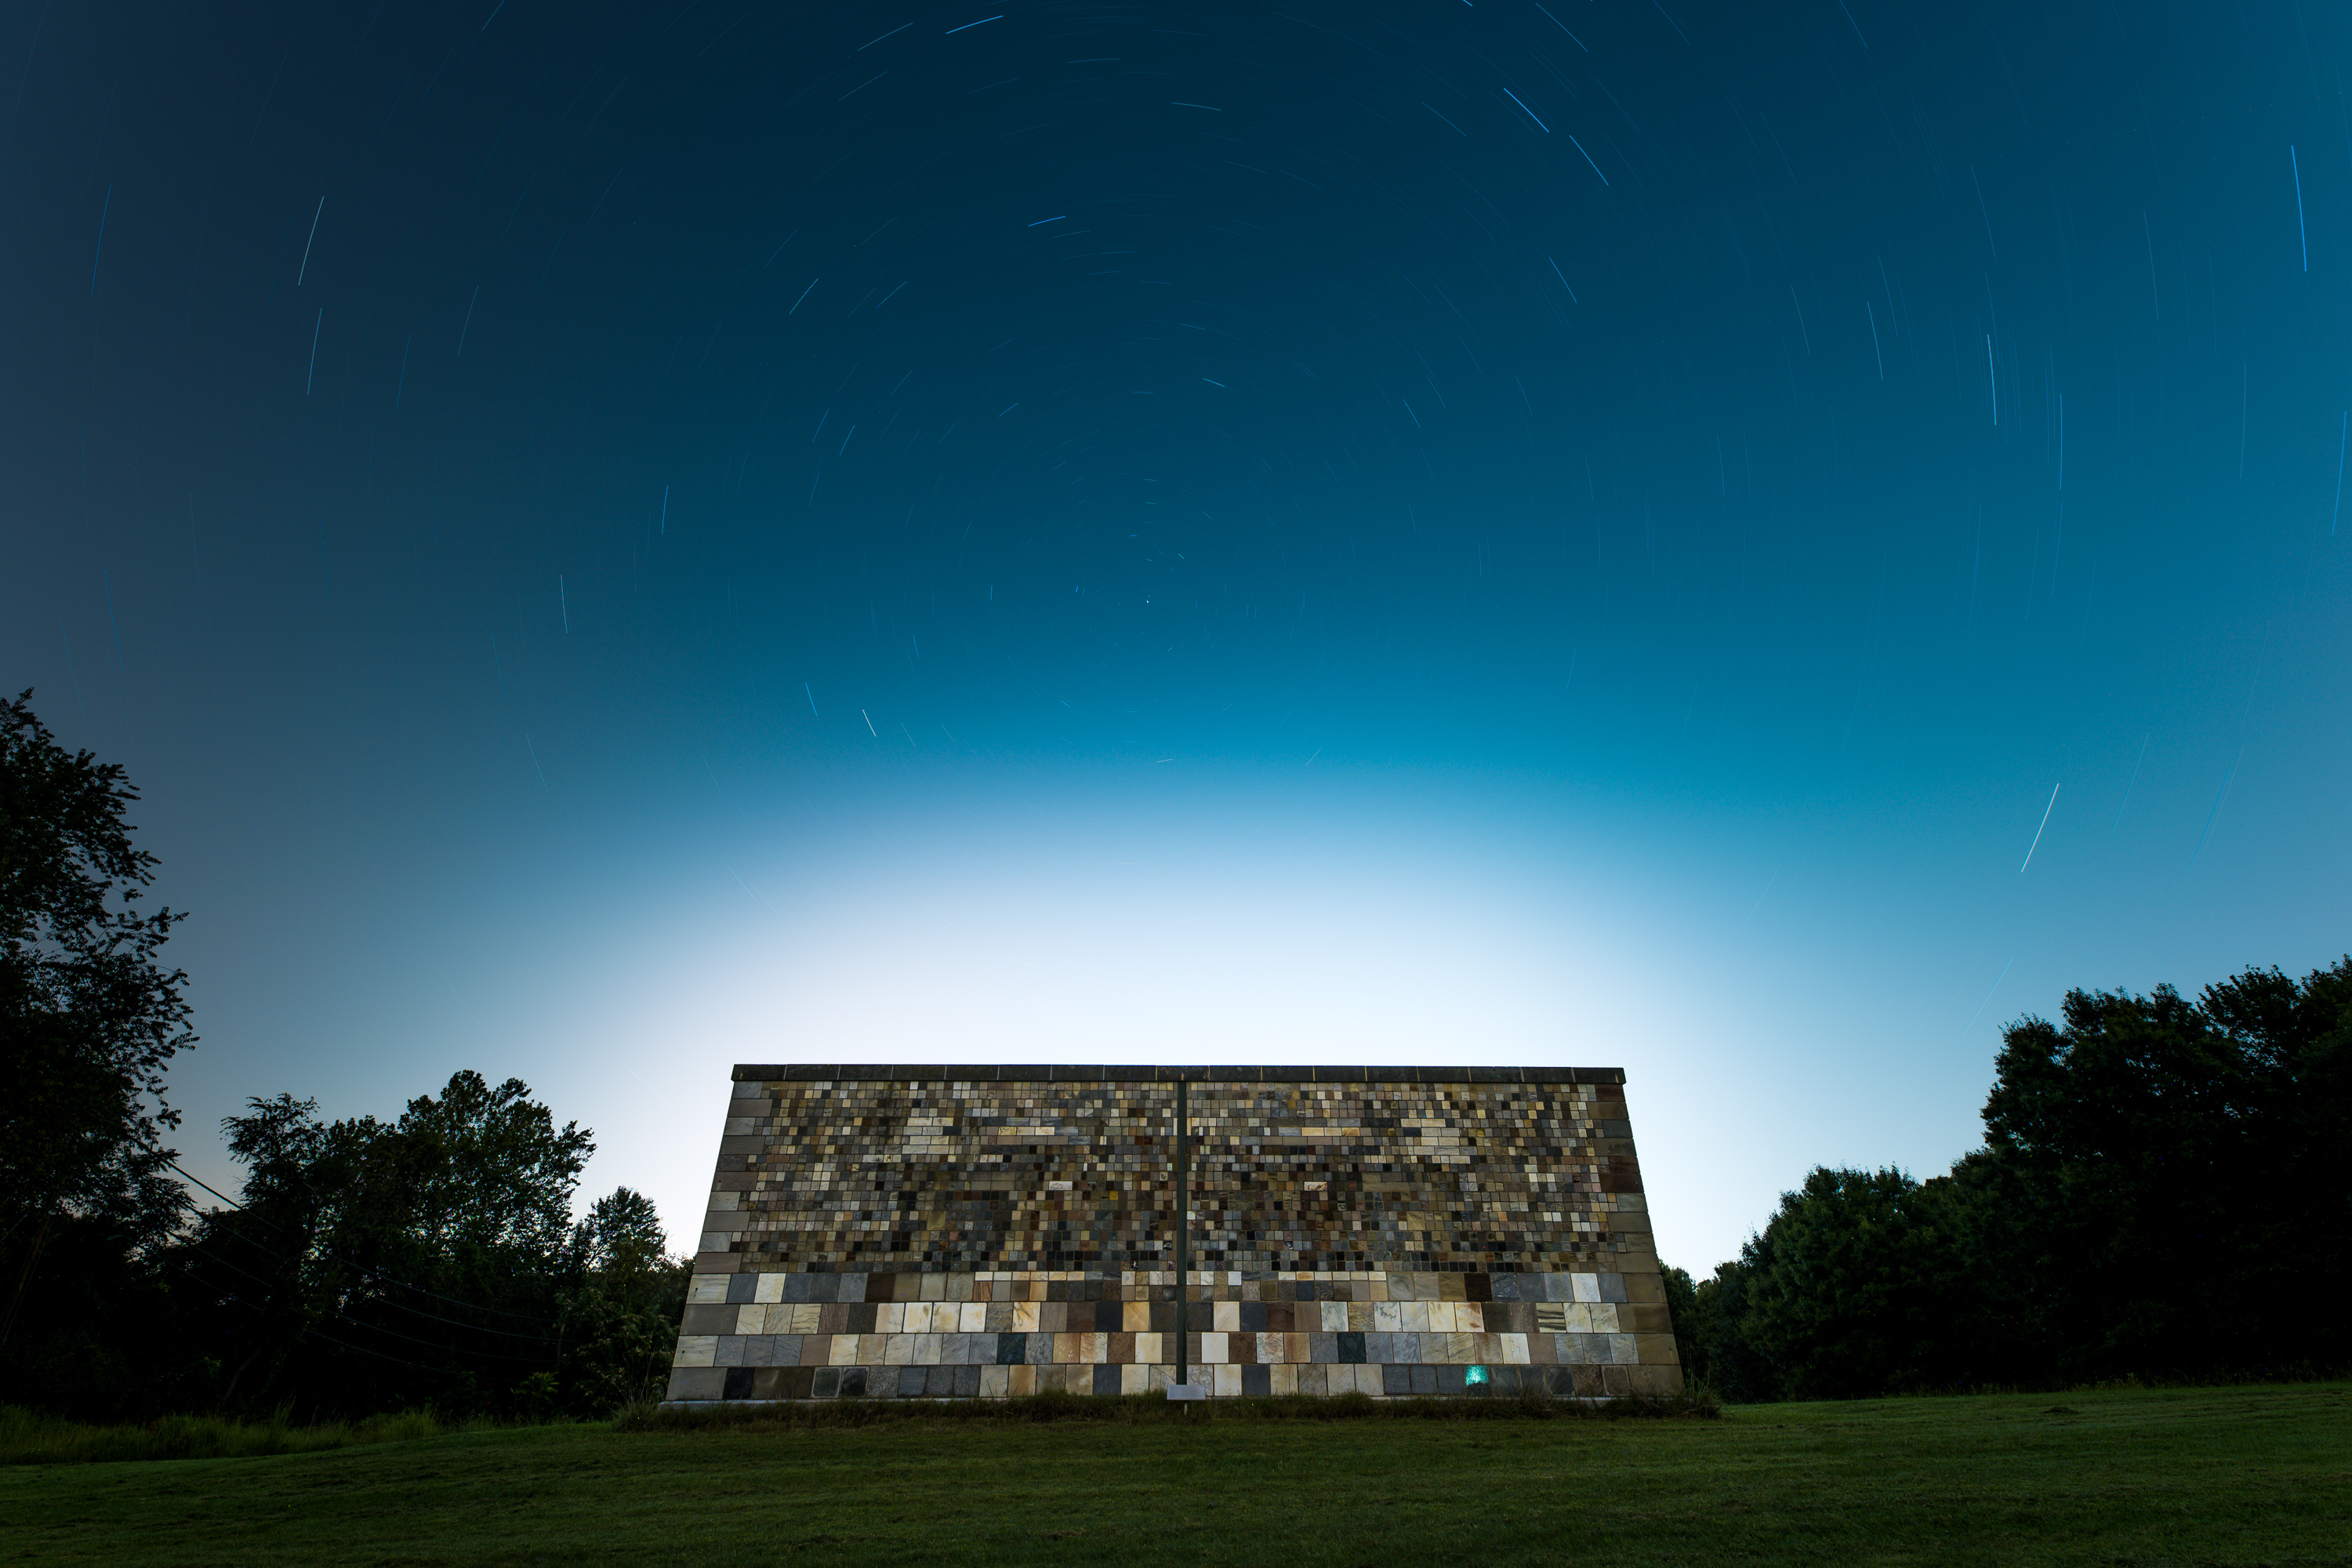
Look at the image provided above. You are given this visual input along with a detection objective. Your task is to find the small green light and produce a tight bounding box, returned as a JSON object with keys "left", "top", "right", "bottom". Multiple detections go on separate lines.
{"left": 1465, "top": 1364, "right": 1490, "bottom": 1385}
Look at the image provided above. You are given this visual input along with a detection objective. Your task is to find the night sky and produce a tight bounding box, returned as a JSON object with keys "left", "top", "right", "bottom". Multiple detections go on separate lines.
{"left": 9, "top": 0, "right": 2347, "bottom": 1270}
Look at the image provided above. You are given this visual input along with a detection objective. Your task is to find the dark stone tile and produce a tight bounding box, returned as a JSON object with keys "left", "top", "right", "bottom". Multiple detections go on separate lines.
{"left": 813, "top": 1367, "right": 841, "bottom": 1399}
{"left": 1308, "top": 1333, "right": 1337, "bottom": 1364}
{"left": 782, "top": 1273, "right": 813, "bottom": 1304}
{"left": 750, "top": 1367, "right": 789, "bottom": 1399}
{"left": 996, "top": 1332, "right": 1028, "bottom": 1365}
{"left": 1381, "top": 1364, "right": 1411, "bottom": 1396}
{"left": 953, "top": 1364, "right": 981, "bottom": 1398}
{"left": 1338, "top": 1332, "right": 1366, "bottom": 1363}
{"left": 1266, "top": 1303, "right": 1294, "bottom": 1334}
{"left": 1466, "top": 1273, "right": 1492, "bottom": 1302}
{"left": 725, "top": 1273, "right": 759, "bottom": 1304}
{"left": 1407, "top": 1365, "right": 1437, "bottom": 1396}
{"left": 722, "top": 1367, "right": 756, "bottom": 1400}
{"left": 848, "top": 1302, "right": 878, "bottom": 1334}
{"left": 837, "top": 1367, "right": 867, "bottom": 1398}
{"left": 1240, "top": 1302, "right": 1268, "bottom": 1333}
{"left": 1091, "top": 1363, "right": 1120, "bottom": 1396}
{"left": 1434, "top": 1365, "right": 1466, "bottom": 1396}
{"left": 865, "top": 1274, "right": 896, "bottom": 1303}
{"left": 1599, "top": 1272, "right": 1628, "bottom": 1304}
{"left": 681, "top": 1303, "right": 735, "bottom": 1335}
{"left": 1241, "top": 1365, "right": 1271, "bottom": 1397}
{"left": 782, "top": 1367, "right": 815, "bottom": 1399}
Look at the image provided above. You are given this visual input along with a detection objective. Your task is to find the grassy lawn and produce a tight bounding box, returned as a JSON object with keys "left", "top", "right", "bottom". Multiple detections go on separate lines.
{"left": 3, "top": 1384, "right": 2346, "bottom": 1566}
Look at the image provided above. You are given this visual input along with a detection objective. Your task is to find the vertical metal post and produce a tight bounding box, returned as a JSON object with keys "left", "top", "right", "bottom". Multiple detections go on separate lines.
{"left": 1174, "top": 1076, "right": 1189, "bottom": 1391}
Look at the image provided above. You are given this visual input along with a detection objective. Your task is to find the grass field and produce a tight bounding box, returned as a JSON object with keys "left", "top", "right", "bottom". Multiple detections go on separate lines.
{"left": 4, "top": 1384, "right": 2346, "bottom": 1566}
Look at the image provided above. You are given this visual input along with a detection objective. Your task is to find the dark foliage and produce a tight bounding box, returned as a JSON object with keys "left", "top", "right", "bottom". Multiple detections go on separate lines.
{"left": 0, "top": 691, "right": 194, "bottom": 1402}
{"left": 1681, "top": 956, "right": 2352, "bottom": 1400}
{"left": 165, "top": 1079, "right": 684, "bottom": 1421}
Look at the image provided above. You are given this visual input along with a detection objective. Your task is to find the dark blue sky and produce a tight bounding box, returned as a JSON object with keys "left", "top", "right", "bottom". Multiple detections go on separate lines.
{"left": 8, "top": 0, "right": 2347, "bottom": 1267}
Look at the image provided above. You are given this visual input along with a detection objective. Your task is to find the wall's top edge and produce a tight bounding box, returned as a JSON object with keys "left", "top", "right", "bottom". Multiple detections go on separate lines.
{"left": 728, "top": 1064, "right": 1628, "bottom": 1085}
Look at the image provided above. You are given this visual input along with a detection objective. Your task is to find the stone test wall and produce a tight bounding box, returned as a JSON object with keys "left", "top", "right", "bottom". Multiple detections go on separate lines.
{"left": 665, "top": 1066, "right": 1679, "bottom": 1402}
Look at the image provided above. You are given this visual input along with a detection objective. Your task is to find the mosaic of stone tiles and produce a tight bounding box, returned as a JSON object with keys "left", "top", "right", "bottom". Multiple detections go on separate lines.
{"left": 666, "top": 1068, "right": 1679, "bottom": 1402}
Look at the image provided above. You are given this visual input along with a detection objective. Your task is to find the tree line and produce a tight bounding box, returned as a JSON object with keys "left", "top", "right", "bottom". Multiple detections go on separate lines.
{"left": 7, "top": 689, "right": 2345, "bottom": 1415}
{"left": 1661, "top": 956, "right": 2351, "bottom": 1399}
{"left": 2, "top": 692, "right": 684, "bottom": 1421}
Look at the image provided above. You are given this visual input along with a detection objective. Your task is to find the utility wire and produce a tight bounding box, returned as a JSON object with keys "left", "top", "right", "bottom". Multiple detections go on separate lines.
{"left": 169, "top": 1160, "right": 556, "bottom": 1325}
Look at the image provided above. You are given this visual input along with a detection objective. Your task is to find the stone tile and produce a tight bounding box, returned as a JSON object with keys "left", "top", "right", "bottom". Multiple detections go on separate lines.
{"left": 679, "top": 1304, "right": 733, "bottom": 1336}
{"left": 666, "top": 1367, "right": 724, "bottom": 1400}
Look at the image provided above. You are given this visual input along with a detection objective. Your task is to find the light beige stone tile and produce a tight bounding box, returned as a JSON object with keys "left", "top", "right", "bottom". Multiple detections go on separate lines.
{"left": 877, "top": 1302, "right": 906, "bottom": 1334}
{"left": 1012, "top": 1302, "right": 1040, "bottom": 1334}
{"left": 1501, "top": 1332, "right": 1531, "bottom": 1365}
{"left": 1123, "top": 1301, "right": 1151, "bottom": 1332}
{"left": 1008, "top": 1364, "right": 1036, "bottom": 1396}
{"left": 1271, "top": 1363, "right": 1298, "bottom": 1396}
{"left": 1461, "top": 1303, "right": 1486, "bottom": 1334}
{"left": 958, "top": 1302, "right": 987, "bottom": 1334}
{"left": 1571, "top": 1273, "right": 1601, "bottom": 1302}
{"left": 1202, "top": 1331, "right": 1229, "bottom": 1363}
{"left": 980, "top": 1365, "right": 1011, "bottom": 1399}
{"left": 674, "top": 1335, "right": 718, "bottom": 1368}
{"left": 1136, "top": 1331, "right": 1163, "bottom": 1363}
{"left": 753, "top": 1273, "right": 786, "bottom": 1304}
{"left": 1589, "top": 1304, "right": 1620, "bottom": 1334}
{"left": 734, "top": 1305, "right": 764, "bottom": 1336}
{"left": 688, "top": 1276, "right": 730, "bottom": 1305}
{"left": 1319, "top": 1301, "right": 1349, "bottom": 1333}
{"left": 1212, "top": 1301, "right": 1240, "bottom": 1333}
{"left": 1212, "top": 1365, "right": 1241, "bottom": 1397}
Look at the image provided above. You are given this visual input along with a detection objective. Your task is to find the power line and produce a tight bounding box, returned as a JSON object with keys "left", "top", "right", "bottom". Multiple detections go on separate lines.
{"left": 169, "top": 1160, "right": 556, "bottom": 1325}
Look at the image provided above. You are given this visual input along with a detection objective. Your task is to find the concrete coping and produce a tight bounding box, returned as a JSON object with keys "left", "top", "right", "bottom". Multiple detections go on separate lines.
{"left": 728, "top": 1065, "right": 1626, "bottom": 1085}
